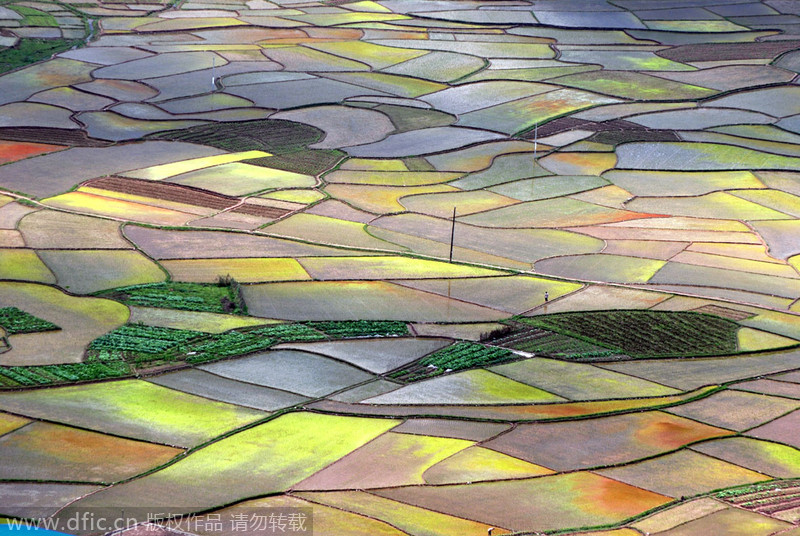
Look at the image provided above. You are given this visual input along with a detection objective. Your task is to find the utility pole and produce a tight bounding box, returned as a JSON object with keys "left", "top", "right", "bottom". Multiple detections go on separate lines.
{"left": 449, "top": 206, "right": 456, "bottom": 263}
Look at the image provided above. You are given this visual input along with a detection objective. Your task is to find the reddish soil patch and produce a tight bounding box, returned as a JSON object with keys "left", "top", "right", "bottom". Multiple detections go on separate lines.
{"left": 0, "top": 140, "right": 66, "bottom": 164}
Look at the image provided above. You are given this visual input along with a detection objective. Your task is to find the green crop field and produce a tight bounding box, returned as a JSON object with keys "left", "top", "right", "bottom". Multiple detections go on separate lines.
{"left": 0, "top": 307, "right": 59, "bottom": 335}
{"left": 97, "top": 281, "right": 245, "bottom": 315}
{"left": 521, "top": 311, "right": 740, "bottom": 358}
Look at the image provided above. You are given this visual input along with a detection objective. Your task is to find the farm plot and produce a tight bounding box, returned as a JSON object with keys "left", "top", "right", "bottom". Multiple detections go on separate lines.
{"left": 0, "top": 282, "right": 128, "bottom": 366}
{"left": 375, "top": 472, "right": 671, "bottom": 532}
{"left": 127, "top": 307, "right": 272, "bottom": 334}
{"left": 666, "top": 390, "right": 800, "bottom": 431}
{"left": 166, "top": 163, "right": 315, "bottom": 196}
{"left": 37, "top": 250, "right": 166, "bottom": 294}
{"left": 67, "top": 413, "right": 398, "bottom": 514}
{"left": 601, "top": 349, "right": 800, "bottom": 391}
{"left": 692, "top": 437, "right": 800, "bottom": 479}
{"left": 0, "top": 380, "right": 266, "bottom": 447}
{"left": 483, "top": 411, "right": 731, "bottom": 472}
{"left": 329, "top": 380, "right": 404, "bottom": 404}
{"left": 365, "top": 369, "right": 565, "bottom": 405}
{"left": 0, "top": 307, "right": 58, "bottom": 335}
{"left": 181, "top": 494, "right": 409, "bottom": 536}
{"left": 0, "top": 483, "right": 102, "bottom": 519}
{"left": 264, "top": 214, "right": 405, "bottom": 251}
{"left": 147, "top": 119, "right": 342, "bottom": 177}
{"left": 490, "top": 357, "right": 680, "bottom": 400}
{"left": 422, "top": 446, "right": 554, "bottom": 485}
{"left": 717, "top": 480, "right": 800, "bottom": 525}
{"left": 18, "top": 210, "right": 131, "bottom": 249}
{"left": 121, "top": 151, "right": 272, "bottom": 181}
{"left": 521, "top": 310, "right": 741, "bottom": 358}
{"left": 389, "top": 342, "right": 515, "bottom": 383}
{"left": 199, "top": 350, "right": 375, "bottom": 397}
{"left": 371, "top": 213, "right": 604, "bottom": 264}
{"left": 297, "top": 490, "right": 505, "bottom": 536}
{"left": 534, "top": 254, "right": 666, "bottom": 285}
{"left": 0, "top": 140, "right": 64, "bottom": 164}
{"left": 124, "top": 226, "right": 356, "bottom": 260}
{"left": 41, "top": 192, "right": 198, "bottom": 227}
{"left": 161, "top": 258, "right": 311, "bottom": 284}
{"left": 526, "top": 285, "right": 670, "bottom": 315}
{"left": 311, "top": 387, "right": 717, "bottom": 422}
{"left": 0, "top": 249, "right": 55, "bottom": 284}
{"left": 298, "top": 256, "right": 504, "bottom": 281}
{"left": 392, "top": 419, "right": 510, "bottom": 442}
{"left": 294, "top": 431, "right": 473, "bottom": 490}
{"left": 748, "top": 410, "right": 800, "bottom": 449}
{"left": 459, "top": 198, "right": 643, "bottom": 229}
{"left": 629, "top": 497, "right": 728, "bottom": 535}
{"left": 79, "top": 176, "right": 240, "bottom": 215}
{"left": 0, "top": 412, "right": 30, "bottom": 436}
{"left": 276, "top": 337, "right": 450, "bottom": 374}
{"left": 148, "top": 369, "right": 309, "bottom": 412}
{"left": 733, "top": 378, "right": 800, "bottom": 400}
{"left": 323, "top": 183, "right": 456, "bottom": 214}
{"left": 0, "top": 142, "right": 224, "bottom": 199}
{"left": 644, "top": 505, "right": 790, "bottom": 536}
{"left": 0, "top": 421, "right": 182, "bottom": 483}
{"left": 242, "top": 281, "right": 507, "bottom": 322}
{"left": 100, "top": 281, "right": 245, "bottom": 314}
{"left": 394, "top": 276, "right": 582, "bottom": 315}
{"left": 85, "top": 322, "right": 326, "bottom": 369}
{"left": 400, "top": 190, "right": 518, "bottom": 217}
{"left": 597, "top": 449, "right": 770, "bottom": 498}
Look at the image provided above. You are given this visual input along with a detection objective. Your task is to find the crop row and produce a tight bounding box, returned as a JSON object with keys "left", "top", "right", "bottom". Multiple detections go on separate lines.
{"left": 0, "top": 307, "right": 60, "bottom": 335}
{"left": 503, "top": 329, "right": 615, "bottom": 358}
{"left": 179, "top": 324, "right": 325, "bottom": 364}
{"left": 89, "top": 324, "right": 202, "bottom": 354}
{"left": 91, "top": 321, "right": 401, "bottom": 366}
{"left": 718, "top": 480, "right": 800, "bottom": 500}
{"left": 306, "top": 320, "right": 408, "bottom": 338}
{"left": 420, "top": 342, "right": 514, "bottom": 369}
{"left": 523, "top": 311, "right": 739, "bottom": 358}
{"left": 100, "top": 282, "right": 244, "bottom": 315}
{"left": 0, "top": 319, "right": 411, "bottom": 390}
{"left": 0, "top": 360, "right": 130, "bottom": 387}
{"left": 391, "top": 342, "right": 514, "bottom": 382}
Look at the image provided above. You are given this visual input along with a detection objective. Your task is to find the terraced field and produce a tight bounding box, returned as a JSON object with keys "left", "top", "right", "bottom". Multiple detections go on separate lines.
{"left": 3, "top": 0, "right": 800, "bottom": 534}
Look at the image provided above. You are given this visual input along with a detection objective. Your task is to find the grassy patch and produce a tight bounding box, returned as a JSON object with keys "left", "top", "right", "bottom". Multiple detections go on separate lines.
{"left": 521, "top": 310, "right": 739, "bottom": 358}
{"left": 390, "top": 342, "right": 515, "bottom": 382}
{"left": 7, "top": 5, "right": 58, "bottom": 27}
{"left": 97, "top": 280, "right": 245, "bottom": 315}
{"left": 0, "top": 38, "right": 82, "bottom": 74}
{"left": 0, "top": 307, "right": 60, "bottom": 335}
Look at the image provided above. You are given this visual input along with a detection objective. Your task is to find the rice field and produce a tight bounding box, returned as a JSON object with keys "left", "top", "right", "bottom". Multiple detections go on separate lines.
{"left": 3, "top": 1, "right": 800, "bottom": 534}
